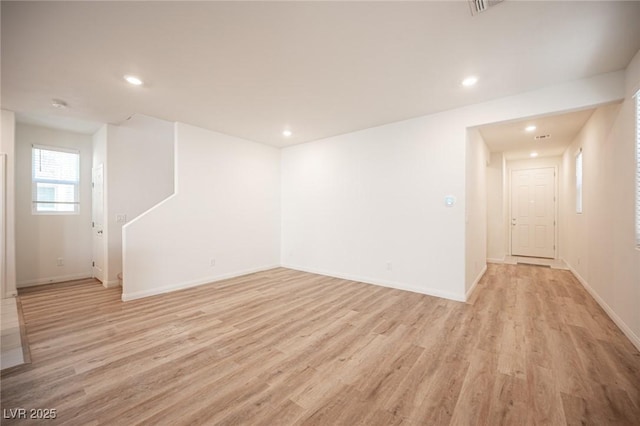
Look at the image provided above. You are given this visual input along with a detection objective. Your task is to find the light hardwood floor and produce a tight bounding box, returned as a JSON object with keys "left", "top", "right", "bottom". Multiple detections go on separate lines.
{"left": 1, "top": 264, "right": 639, "bottom": 425}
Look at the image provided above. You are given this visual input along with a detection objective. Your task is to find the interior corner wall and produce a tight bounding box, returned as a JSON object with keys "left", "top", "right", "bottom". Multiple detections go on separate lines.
{"left": 14, "top": 123, "right": 93, "bottom": 287}
{"left": 0, "top": 109, "right": 17, "bottom": 298}
{"left": 281, "top": 71, "right": 625, "bottom": 302}
{"left": 560, "top": 49, "right": 640, "bottom": 349}
{"left": 486, "top": 152, "right": 505, "bottom": 261}
{"left": 104, "top": 115, "right": 174, "bottom": 287}
{"left": 465, "top": 128, "right": 489, "bottom": 294}
{"left": 122, "top": 122, "right": 280, "bottom": 301}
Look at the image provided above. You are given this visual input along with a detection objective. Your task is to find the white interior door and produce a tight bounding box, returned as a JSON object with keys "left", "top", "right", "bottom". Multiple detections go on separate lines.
{"left": 511, "top": 167, "right": 556, "bottom": 258}
{"left": 92, "top": 164, "right": 105, "bottom": 282}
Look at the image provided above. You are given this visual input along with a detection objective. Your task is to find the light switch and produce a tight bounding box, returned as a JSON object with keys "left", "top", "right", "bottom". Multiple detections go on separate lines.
{"left": 445, "top": 196, "right": 456, "bottom": 207}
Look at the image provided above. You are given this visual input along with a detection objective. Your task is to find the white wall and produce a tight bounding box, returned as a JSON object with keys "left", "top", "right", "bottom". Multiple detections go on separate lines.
{"left": 507, "top": 156, "right": 562, "bottom": 171}
{"left": 104, "top": 115, "right": 174, "bottom": 287}
{"left": 561, "top": 105, "right": 621, "bottom": 279}
{"left": 282, "top": 114, "right": 467, "bottom": 300}
{"left": 122, "top": 122, "right": 280, "bottom": 300}
{"left": 486, "top": 152, "right": 506, "bottom": 261}
{"left": 281, "top": 71, "right": 625, "bottom": 302}
{"left": 465, "top": 128, "right": 489, "bottom": 295}
{"left": 0, "top": 110, "right": 17, "bottom": 298}
{"left": 14, "top": 123, "right": 93, "bottom": 286}
{"left": 560, "top": 49, "right": 640, "bottom": 348}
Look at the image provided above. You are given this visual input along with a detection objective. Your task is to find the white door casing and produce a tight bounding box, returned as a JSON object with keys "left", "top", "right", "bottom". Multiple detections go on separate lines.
{"left": 510, "top": 167, "right": 556, "bottom": 258}
{"left": 1, "top": 154, "right": 5, "bottom": 298}
{"left": 92, "top": 164, "right": 105, "bottom": 282}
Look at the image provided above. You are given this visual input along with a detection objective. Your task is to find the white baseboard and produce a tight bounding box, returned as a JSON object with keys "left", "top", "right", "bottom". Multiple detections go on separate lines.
{"left": 280, "top": 263, "right": 466, "bottom": 302}
{"left": 486, "top": 257, "right": 505, "bottom": 264}
{"left": 564, "top": 260, "right": 640, "bottom": 351}
{"left": 17, "top": 272, "right": 93, "bottom": 288}
{"left": 121, "top": 264, "right": 280, "bottom": 301}
{"left": 465, "top": 264, "right": 487, "bottom": 302}
{"left": 103, "top": 280, "right": 121, "bottom": 288}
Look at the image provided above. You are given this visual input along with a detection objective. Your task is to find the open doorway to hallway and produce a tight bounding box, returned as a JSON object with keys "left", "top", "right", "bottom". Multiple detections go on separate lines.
{"left": 477, "top": 108, "right": 597, "bottom": 263}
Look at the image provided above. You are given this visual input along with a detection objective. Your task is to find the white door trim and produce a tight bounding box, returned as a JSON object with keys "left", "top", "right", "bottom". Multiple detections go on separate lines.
{"left": 0, "top": 154, "right": 5, "bottom": 298}
{"left": 92, "top": 164, "right": 106, "bottom": 282}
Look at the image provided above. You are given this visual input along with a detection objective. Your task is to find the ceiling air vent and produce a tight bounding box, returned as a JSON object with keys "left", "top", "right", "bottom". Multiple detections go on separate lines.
{"left": 534, "top": 134, "right": 551, "bottom": 140}
{"left": 469, "top": 0, "right": 504, "bottom": 16}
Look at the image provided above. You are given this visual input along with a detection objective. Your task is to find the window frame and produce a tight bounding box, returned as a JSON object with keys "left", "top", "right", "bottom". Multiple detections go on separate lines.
{"left": 635, "top": 90, "right": 640, "bottom": 248}
{"left": 576, "top": 148, "right": 583, "bottom": 214}
{"left": 31, "top": 144, "right": 80, "bottom": 215}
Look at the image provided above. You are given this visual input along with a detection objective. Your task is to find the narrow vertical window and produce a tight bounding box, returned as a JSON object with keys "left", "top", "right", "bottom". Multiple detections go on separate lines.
{"left": 32, "top": 145, "right": 80, "bottom": 214}
{"left": 576, "top": 149, "right": 583, "bottom": 214}
{"left": 635, "top": 90, "right": 640, "bottom": 247}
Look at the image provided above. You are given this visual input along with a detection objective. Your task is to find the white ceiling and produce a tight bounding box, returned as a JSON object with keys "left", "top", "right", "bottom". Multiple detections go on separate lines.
{"left": 478, "top": 107, "right": 599, "bottom": 160}
{"left": 2, "top": 1, "right": 640, "bottom": 147}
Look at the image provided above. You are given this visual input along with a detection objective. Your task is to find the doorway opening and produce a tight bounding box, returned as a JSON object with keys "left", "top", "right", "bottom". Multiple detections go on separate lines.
{"left": 92, "top": 164, "right": 105, "bottom": 282}
{"left": 478, "top": 107, "right": 597, "bottom": 265}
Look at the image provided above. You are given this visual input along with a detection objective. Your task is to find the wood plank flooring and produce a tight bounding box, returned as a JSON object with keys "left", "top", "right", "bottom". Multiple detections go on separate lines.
{"left": 1, "top": 264, "right": 639, "bottom": 425}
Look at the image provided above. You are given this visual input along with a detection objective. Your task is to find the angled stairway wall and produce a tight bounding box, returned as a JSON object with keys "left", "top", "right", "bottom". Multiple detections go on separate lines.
{"left": 122, "top": 123, "right": 280, "bottom": 301}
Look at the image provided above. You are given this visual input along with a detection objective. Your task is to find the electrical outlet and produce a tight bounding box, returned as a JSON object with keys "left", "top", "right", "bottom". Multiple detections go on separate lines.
{"left": 210, "top": 258, "right": 216, "bottom": 267}
{"left": 386, "top": 262, "right": 392, "bottom": 271}
{"left": 57, "top": 257, "right": 64, "bottom": 266}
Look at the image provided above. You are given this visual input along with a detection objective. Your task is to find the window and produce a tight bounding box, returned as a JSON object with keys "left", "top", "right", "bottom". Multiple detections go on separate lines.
{"left": 636, "top": 90, "right": 640, "bottom": 247}
{"left": 32, "top": 145, "right": 80, "bottom": 214}
{"left": 576, "top": 148, "right": 583, "bottom": 214}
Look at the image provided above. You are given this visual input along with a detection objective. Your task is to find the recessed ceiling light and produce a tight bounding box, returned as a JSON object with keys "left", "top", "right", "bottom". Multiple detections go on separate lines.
{"left": 530, "top": 152, "right": 539, "bottom": 158}
{"left": 124, "top": 75, "right": 143, "bottom": 86}
{"left": 282, "top": 130, "right": 292, "bottom": 137}
{"left": 525, "top": 125, "right": 537, "bottom": 132}
{"left": 51, "top": 99, "right": 67, "bottom": 109}
{"left": 461, "top": 76, "right": 478, "bottom": 87}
